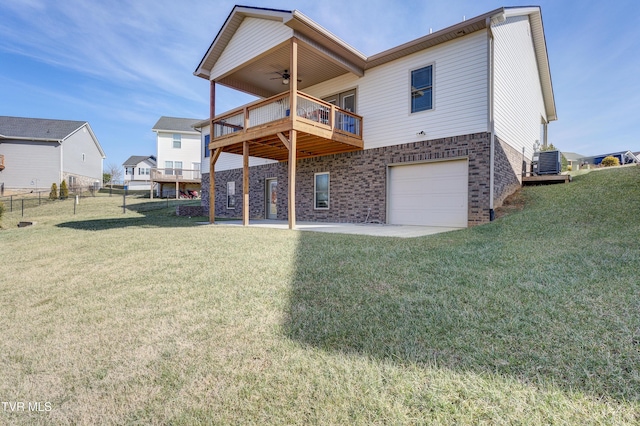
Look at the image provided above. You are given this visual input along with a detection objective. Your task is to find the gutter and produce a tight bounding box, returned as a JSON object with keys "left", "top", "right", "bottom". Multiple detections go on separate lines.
{"left": 487, "top": 17, "right": 496, "bottom": 221}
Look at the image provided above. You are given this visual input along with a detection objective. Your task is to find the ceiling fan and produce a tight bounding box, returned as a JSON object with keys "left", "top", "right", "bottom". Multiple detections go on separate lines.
{"left": 270, "top": 70, "right": 301, "bottom": 85}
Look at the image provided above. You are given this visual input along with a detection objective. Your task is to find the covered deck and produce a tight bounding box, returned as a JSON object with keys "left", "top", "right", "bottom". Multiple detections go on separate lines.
{"left": 203, "top": 34, "right": 366, "bottom": 229}
{"left": 210, "top": 90, "right": 363, "bottom": 161}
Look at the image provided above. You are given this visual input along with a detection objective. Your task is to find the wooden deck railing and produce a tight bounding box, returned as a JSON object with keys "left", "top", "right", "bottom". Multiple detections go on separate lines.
{"left": 150, "top": 168, "right": 201, "bottom": 182}
{"left": 211, "top": 91, "right": 363, "bottom": 141}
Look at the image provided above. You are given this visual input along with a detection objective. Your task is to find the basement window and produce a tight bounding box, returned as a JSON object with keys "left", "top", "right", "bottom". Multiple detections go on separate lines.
{"left": 314, "top": 172, "right": 329, "bottom": 210}
{"left": 227, "top": 181, "right": 235, "bottom": 209}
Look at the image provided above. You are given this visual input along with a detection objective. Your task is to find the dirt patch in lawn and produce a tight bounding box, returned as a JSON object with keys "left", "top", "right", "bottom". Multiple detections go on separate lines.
{"left": 494, "top": 188, "right": 526, "bottom": 219}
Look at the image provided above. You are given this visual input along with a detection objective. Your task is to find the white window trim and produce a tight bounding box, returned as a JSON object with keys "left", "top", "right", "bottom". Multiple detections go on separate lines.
{"left": 173, "top": 133, "right": 182, "bottom": 149}
{"left": 409, "top": 63, "right": 435, "bottom": 115}
{"left": 314, "top": 172, "right": 330, "bottom": 210}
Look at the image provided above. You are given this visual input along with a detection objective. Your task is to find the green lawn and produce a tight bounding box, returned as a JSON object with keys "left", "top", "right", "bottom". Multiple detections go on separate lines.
{"left": 1, "top": 167, "right": 639, "bottom": 424}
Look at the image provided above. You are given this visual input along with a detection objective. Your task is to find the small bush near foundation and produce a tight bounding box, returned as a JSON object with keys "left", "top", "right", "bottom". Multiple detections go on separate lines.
{"left": 60, "top": 181, "right": 69, "bottom": 199}
{"left": 49, "top": 183, "right": 58, "bottom": 200}
{"left": 601, "top": 156, "right": 620, "bottom": 167}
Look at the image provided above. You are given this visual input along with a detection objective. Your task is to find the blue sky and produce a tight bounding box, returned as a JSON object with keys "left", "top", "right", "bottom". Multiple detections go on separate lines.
{"left": 1, "top": 0, "right": 639, "bottom": 170}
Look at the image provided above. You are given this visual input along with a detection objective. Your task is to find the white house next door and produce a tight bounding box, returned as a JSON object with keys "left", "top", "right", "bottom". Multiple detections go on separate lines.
{"left": 388, "top": 159, "right": 468, "bottom": 228}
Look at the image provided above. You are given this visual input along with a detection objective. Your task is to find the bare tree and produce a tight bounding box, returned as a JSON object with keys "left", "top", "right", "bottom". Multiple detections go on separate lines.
{"left": 105, "top": 162, "right": 123, "bottom": 187}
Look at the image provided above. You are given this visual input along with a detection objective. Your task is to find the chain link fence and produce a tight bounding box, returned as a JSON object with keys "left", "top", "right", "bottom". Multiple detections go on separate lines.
{"left": 0, "top": 185, "right": 202, "bottom": 218}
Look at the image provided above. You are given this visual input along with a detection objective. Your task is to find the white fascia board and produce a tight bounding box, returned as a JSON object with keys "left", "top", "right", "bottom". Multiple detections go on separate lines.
{"left": 193, "top": 119, "right": 210, "bottom": 130}
{"left": 2, "top": 136, "right": 61, "bottom": 142}
{"left": 503, "top": 7, "right": 541, "bottom": 18}
{"left": 194, "top": 6, "right": 293, "bottom": 79}
{"left": 152, "top": 128, "right": 200, "bottom": 135}
{"left": 288, "top": 10, "right": 367, "bottom": 62}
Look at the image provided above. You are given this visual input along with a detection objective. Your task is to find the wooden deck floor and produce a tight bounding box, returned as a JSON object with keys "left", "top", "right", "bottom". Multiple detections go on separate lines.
{"left": 522, "top": 174, "right": 571, "bottom": 185}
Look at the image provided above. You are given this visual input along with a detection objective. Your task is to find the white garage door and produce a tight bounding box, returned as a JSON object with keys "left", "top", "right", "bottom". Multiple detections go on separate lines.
{"left": 388, "top": 160, "right": 468, "bottom": 227}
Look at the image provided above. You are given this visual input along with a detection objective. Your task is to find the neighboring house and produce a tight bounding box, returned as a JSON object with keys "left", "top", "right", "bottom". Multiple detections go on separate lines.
{"left": 0, "top": 116, "right": 105, "bottom": 193}
{"left": 561, "top": 151, "right": 585, "bottom": 171}
{"left": 151, "top": 116, "right": 203, "bottom": 198}
{"left": 579, "top": 151, "right": 639, "bottom": 167}
{"left": 123, "top": 155, "right": 156, "bottom": 190}
{"left": 194, "top": 5, "right": 557, "bottom": 228}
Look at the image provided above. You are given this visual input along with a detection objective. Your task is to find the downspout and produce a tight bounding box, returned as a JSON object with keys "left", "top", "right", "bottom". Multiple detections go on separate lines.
{"left": 487, "top": 18, "right": 495, "bottom": 221}
{"left": 59, "top": 140, "right": 64, "bottom": 187}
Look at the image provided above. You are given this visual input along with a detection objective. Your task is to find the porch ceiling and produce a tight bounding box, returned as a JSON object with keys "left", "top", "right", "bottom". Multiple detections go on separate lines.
{"left": 216, "top": 40, "right": 354, "bottom": 98}
{"left": 219, "top": 130, "right": 362, "bottom": 162}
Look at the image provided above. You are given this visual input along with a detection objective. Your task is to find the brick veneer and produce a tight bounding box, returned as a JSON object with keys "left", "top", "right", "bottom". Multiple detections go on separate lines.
{"left": 199, "top": 132, "right": 510, "bottom": 226}
{"left": 493, "top": 136, "right": 529, "bottom": 208}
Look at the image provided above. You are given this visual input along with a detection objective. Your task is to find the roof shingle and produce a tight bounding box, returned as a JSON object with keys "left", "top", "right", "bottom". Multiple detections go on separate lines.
{"left": 0, "top": 116, "right": 87, "bottom": 141}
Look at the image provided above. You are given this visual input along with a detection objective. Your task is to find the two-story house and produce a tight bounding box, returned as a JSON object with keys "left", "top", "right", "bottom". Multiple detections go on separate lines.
{"left": 123, "top": 155, "right": 156, "bottom": 190}
{"left": 0, "top": 116, "right": 105, "bottom": 194}
{"left": 194, "top": 5, "right": 556, "bottom": 228}
{"left": 151, "top": 116, "right": 203, "bottom": 198}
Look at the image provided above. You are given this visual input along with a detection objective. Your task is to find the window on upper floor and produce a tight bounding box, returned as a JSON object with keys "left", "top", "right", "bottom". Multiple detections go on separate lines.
{"left": 411, "top": 65, "right": 433, "bottom": 113}
{"left": 204, "top": 134, "right": 210, "bottom": 157}
{"left": 125, "top": 167, "right": 134, "bottom": 175}
{"left": 173, "top": 134, "right": 181, "bottom": 149}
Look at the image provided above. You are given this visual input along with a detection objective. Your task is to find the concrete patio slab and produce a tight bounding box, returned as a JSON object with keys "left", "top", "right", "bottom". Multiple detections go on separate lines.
{"left": 205, "top": 220, "right": 462, "bottom": 238}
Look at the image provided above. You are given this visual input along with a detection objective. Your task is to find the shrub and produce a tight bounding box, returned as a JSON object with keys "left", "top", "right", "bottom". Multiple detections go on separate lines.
{"left": 601, "top": 156, "right": 620, "bottom": 167}
{"left": 49, "top": 183, "right": 58, "bottom": 200}
{"left": 0, "top": 201, "right": 4, "bottom": 224}
{"left": 60, "top": 180, "right": 69, "bottom": 199}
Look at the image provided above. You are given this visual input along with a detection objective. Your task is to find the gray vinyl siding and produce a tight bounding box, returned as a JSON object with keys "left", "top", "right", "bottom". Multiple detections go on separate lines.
{"left": 62, "top": 125, "right": 103, "bottom": 181}
{"left": 0, "top": 140, "right": 60, "bottom": 190}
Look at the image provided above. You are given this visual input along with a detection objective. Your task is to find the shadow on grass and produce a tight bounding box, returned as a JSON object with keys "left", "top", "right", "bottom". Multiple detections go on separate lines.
{"left": 284, "top": 226, "right": 640, "bottom": 402}
{"left": 56, "top": 200, "right": 206, "bottom": 231}
{"left": 56, "top": 216, "right": 205, "bottom": 231}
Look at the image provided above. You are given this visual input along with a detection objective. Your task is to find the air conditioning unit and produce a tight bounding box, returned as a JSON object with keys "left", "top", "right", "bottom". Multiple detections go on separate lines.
{"left": 532, "top": 150, "right": 561, "bottom": 175}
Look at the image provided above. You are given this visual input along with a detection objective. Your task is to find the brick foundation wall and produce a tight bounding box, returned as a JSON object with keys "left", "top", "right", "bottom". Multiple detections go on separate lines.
{"left": 203, "top": 132, "right": 494, "bottom": 226}
{"left": 175, "top": 205, "right": 206, "bottom": 217}
{"left": 493, "top": 137, "right": 528, "bottom": 208}
{"left": 62, "top": 172, "right": 100, "bottom": 190}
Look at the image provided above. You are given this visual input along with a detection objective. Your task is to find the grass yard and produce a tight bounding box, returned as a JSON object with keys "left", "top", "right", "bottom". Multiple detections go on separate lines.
{"left": 1, "top": 167, "right": 639, "bottom": 424}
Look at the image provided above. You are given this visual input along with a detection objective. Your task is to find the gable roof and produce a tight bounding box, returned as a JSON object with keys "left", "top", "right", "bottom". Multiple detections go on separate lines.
{"left": 561, "top": 151, "right": 586, "bottom": 161}
{"left": 0, "top": 115, "right": 106, "bottom": 158}
{"left": 152, "top": 116, "right": 203, "bottom": 134}
{"left": 123, "top": 155, "right": 157, "bottom": 167}
{"left": 195, "top": 5, "right": 556, "bottom": 121}
{"left": 0, "top": 116, "right": 87, "bottom": 141}
{"left": 194, "top": 5, "right": 366, "bottom": 80}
